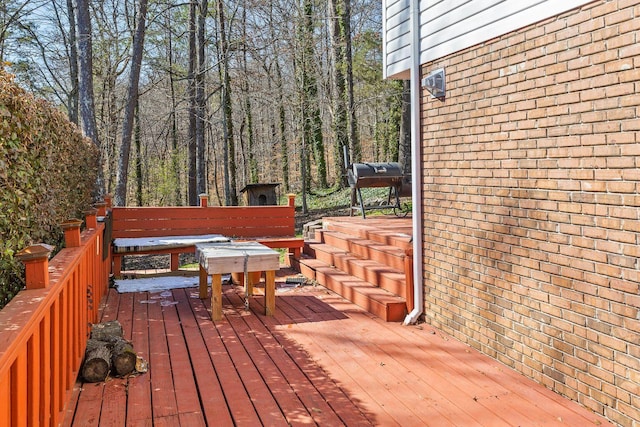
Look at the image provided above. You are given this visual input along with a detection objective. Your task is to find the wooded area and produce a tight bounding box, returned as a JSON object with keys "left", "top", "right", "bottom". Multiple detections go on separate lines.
{"left": 1, "top": 0, "right": 407, "bottom": 207}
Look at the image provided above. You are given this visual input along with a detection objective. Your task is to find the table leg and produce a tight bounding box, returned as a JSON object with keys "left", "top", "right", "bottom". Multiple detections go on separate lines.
{"left": 170, "top": 253, "right": 179, "bottom": 271}
{"left": 198, "top": 265, "right": 208, "bottom": 299}
{"left": 211, "top": 274, "right": 223, "bottom": 321}
{"left": 265, "top": 270, "right": 275, "bottom": 316}
{"left": 245, "top": 272, "right": 252, "bottom": 297}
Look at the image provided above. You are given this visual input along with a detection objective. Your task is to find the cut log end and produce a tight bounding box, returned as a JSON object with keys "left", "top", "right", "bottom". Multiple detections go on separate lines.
{"left": 111, "top": 338, "right": 137, "bottom": 376}
{"left": 82, "top": 344, "right": 112, "bottom": 383}
{"left": 83, "top": 321, "right": 142, "bottom": 381}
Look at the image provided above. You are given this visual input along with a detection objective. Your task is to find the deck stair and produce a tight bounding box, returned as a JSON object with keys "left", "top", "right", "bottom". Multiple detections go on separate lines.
{"left": 296, "top": 216, "right": 412, "bottom": 322}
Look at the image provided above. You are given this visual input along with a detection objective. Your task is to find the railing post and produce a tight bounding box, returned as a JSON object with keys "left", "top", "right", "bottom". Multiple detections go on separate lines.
{"left": 16, "top": 244, "right": 54, "bottom": 289}
{"left": 95, "top": 201, "right": 107, "bottom": 217}
{"left": 287, "top": 193, "right": 296, "bottom": 208}
{"left": 85, "top": 208, "right": 98, "bottom": 229}
{"left": 104, "top": 194, "right": 112, "bottom": 209}
{"left": 61, "top": 219, "right": 83, "bottom": 248}
{"left": 199, "top": 193, "right": 209, "bottom": 207}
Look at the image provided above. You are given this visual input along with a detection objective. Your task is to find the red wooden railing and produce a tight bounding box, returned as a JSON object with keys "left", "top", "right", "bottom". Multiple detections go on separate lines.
{"left": 0, "top": 208, "right": 110, "bottom": 427}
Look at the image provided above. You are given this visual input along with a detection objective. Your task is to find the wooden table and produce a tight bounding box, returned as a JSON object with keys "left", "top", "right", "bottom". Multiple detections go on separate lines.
{"left": 196, "top": 241, "right": 280, "bottom": 320}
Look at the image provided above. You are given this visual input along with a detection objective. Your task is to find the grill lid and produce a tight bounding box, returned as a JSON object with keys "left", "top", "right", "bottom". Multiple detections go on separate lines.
{"left": 348, "top": 162, "right": 404, "bottom": 188}
{"left": 351, "top": 162, "right": 403, "bottom": 179}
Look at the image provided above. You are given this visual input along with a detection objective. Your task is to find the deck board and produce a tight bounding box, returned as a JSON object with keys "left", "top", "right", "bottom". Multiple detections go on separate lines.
{"left": 64, "top": 269, "right": 613, "bottom": 427}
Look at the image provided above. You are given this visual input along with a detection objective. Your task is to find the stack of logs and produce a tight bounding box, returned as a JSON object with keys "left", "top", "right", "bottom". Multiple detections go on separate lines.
{"left": 81, "top": 320, "right": 143, "bottom": 383}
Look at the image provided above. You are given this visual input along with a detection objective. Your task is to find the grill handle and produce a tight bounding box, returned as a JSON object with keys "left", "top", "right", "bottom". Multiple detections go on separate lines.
{"left": 372, "top": 165, "right": 388, "bottom": 174}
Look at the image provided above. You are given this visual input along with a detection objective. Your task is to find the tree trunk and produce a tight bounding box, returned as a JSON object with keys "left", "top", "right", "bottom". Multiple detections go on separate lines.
{"left": 196, "top": 0, "right": 208, "bottom": 196}
{"left": 114, "top": 0, "right": 149, "bottom": 206}
{"left": 398, "top": 80, "right": 411, "bottom": 173}
{"left": 65, "top": 0, "right": 79, "bottom": 125}
{"left": 241, "top": 6, "right": 257, "bottom": 184}
{"left": 276, "top": 59, "right": 289, "bottom": 192}
{"left": 166, "top": 6, "right": 182, "bottom": 205}
{"left": 134, "top": 101, "right": 143, "bottom": 206}
{"left": 218, "top": 0, "right": 238, "bottom": 206}
{"left": 187, "top": 0, "right": 198, "bottom": 205}
{"left": 329, "top": 0, "right": 348, "bottom": 187}
{"left": 76, "top": 0, "right": 104, "bottom": 196}
{"left": 343, "top": 0, "right": 360, "bottom": 164}
{"left": 300, "top": 0, "right": 326, "bottom": 190}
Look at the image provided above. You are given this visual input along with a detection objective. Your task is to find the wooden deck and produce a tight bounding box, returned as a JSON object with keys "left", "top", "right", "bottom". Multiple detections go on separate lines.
{"left": 63, "top": 268, "right": 612, "bottom": 426}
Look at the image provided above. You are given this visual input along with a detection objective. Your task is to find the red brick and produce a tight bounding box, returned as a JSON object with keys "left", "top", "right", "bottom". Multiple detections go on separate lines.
{"left": 418, "top": 3, "right": 640, "bottom": 424}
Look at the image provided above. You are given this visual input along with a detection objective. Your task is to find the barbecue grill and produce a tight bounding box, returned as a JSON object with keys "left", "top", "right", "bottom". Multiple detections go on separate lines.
{"left": 347, "top": 162, "right": 408, "bottom": 218}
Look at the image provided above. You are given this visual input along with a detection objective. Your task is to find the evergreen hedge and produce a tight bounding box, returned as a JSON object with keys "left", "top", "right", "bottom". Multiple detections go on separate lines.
{"left": 0, "top": 69, "right": 99, "bottom": 309}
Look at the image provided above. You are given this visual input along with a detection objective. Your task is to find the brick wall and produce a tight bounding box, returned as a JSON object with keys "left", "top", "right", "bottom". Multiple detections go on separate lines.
{"left": 419, "top": 1, "right": 639, "bottom": 425}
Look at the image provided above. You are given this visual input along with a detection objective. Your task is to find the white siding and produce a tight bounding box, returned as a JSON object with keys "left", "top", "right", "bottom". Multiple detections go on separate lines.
{"left": 383, "top": 0, "right": 412, "bottom": 78}
{"left": 383, "top": 0, "right": 595, "bottom": 79}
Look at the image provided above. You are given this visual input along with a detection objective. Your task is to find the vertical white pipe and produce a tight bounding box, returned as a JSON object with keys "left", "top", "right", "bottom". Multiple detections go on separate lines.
{"left": 403, "top": 0, "right": 424, "bottom": 325}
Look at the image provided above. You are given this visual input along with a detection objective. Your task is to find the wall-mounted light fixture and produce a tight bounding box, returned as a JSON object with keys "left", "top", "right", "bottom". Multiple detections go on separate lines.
{"left": 422, "top": 68, "right": 445, "bottom": 99}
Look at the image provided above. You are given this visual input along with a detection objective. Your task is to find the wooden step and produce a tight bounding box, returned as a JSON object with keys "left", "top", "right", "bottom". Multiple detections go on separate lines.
{"left": 332, "top": 255, "right": 408, "bottom": 299}
{"left": 317, "top": 230, "right": 406, "bottom": 271}
{"left": 301, "top": 245, "right": 407, "bottom": 298}
{"left": 303, "top": 242, "right": 349, "bottom": 266}
{"left": 323, "top": 217, "right": 412, "bottom": 249}
{"left": 298, "top": 258, "right": 407, "bottom": 322}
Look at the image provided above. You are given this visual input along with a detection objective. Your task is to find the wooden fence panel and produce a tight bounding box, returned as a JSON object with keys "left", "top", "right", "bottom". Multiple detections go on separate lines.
{"left": 0, "top": 217, "right": 109, "bottom": 427}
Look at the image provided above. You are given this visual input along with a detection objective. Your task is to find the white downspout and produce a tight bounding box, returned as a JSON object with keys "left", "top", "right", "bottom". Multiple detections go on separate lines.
{"left": 403, "top": 0, "right": 424, "bottom": 325}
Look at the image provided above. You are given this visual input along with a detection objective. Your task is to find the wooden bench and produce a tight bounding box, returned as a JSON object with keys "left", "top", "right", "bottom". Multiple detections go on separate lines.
{"left": 110, "top": 194, "right": 303, "bottom": 278}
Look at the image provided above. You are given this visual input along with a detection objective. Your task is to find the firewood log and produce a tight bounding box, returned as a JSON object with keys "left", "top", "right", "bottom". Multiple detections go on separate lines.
{"left": 82, "top": 341, "right": 112, "bottom": 383}
{"left": 90, "top": 320, "right": 124, "bottom": 342}
{"left": 111, "top": 337, "right": 137, "bottom": 377}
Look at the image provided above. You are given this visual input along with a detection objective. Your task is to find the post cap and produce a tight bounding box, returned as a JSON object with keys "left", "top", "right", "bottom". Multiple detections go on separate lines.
{"left": 16, "top": 244, "right": 55, "bottom": 262}
{"left": 60, "top": 218, "right": 83, "bottom": 230}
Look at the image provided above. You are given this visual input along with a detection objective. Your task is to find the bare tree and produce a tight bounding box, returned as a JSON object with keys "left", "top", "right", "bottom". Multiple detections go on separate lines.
{"left": 114, "top": 0, "right": 148, "bottom": 206}
{"left": 195, "top": 0, "right": 208, "bottom": 196}
{"left": 188, "top": 0, "right": 197, "bottom": 205}
{"left": 217, "top": 0, "right": 238, "bottom": 206}
{"left": 328, "top": 0, "right": 348, "bottom": 187}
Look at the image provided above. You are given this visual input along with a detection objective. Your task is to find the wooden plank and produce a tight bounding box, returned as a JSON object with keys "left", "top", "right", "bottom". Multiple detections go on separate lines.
{"left": 163, "top": 290, "right": 204, "bottom": 416}
{"left": 210, "top": 274, "right": 223, "bottom": 321}
{"left": 225, "top": 290, "right": 348, "bottom": 426}
{"left": 172, "top": 289, "right": 234, "bottom": 426}
{"left": 188, "top": 293, "right": 262, "bottom": 426}
{"left": 60, "top": 288, "right": 69, "bottom": 401}
{"left": 264, "top": 270, "right": 276, "bottom": 316}
{"left": 279, "top": 316, "right": 469, "bottom": 426}
{"left": 11, "top": 351, "right": 28, "bottom": 427}
{"left": 40, "top": 311, "right": 52, "bottom": 427}
{"left": 111, "top": 206, "right": 295, "bottom": 239}
{"left": 125, "top": 292, "right": 152, "bottom": 425}
{"left": 70, "top": 382, "right": 104, "bottom": 427}
{"left": 0, "top": 375, "right": 11, "bottom": 426}
{"left": 27, "top": 330, "right": 40, "bottom": 427}
{"left": 214, "top": 297, "right": 289, "bottom": 426}
{"left": 198, "top": 265, "right": 208, "bottom": 299}
{"left": 116, "top": 292, "right": 135, "bottom": 340}
{"left": 197, "top": 242, "right": 279, "bottom": 274}
{"left": 97, "top": 379, "right": 127, "bottom": 426}
{"left": 178, "top": 411, "right": 206, "bottom": 427}
{"left": 50, "top": 299, "right": 62, "bottom": 427}
{"left": 253, "top": 293, "right": 376, "bottom": 426}
{"left": 146, "top": 295, "right": 179, "bottom": 419}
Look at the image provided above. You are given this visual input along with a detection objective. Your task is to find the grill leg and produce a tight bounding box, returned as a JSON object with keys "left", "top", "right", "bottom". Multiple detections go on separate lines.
{"left": 358, "top": 187, "right": 366, "bottom": 219}
{"left": 350, "top": 188, "right": 357, "bottom": 217}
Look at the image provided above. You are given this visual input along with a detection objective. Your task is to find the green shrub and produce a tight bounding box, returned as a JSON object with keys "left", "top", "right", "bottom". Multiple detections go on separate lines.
{"left": 0, "top": 69, "right": 99, "bottom": 309}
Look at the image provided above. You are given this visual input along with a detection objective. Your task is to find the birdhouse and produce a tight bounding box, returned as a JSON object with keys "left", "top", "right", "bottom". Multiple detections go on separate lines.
{"left": 240, "top": 183, "right": 280, "bottom": 206}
